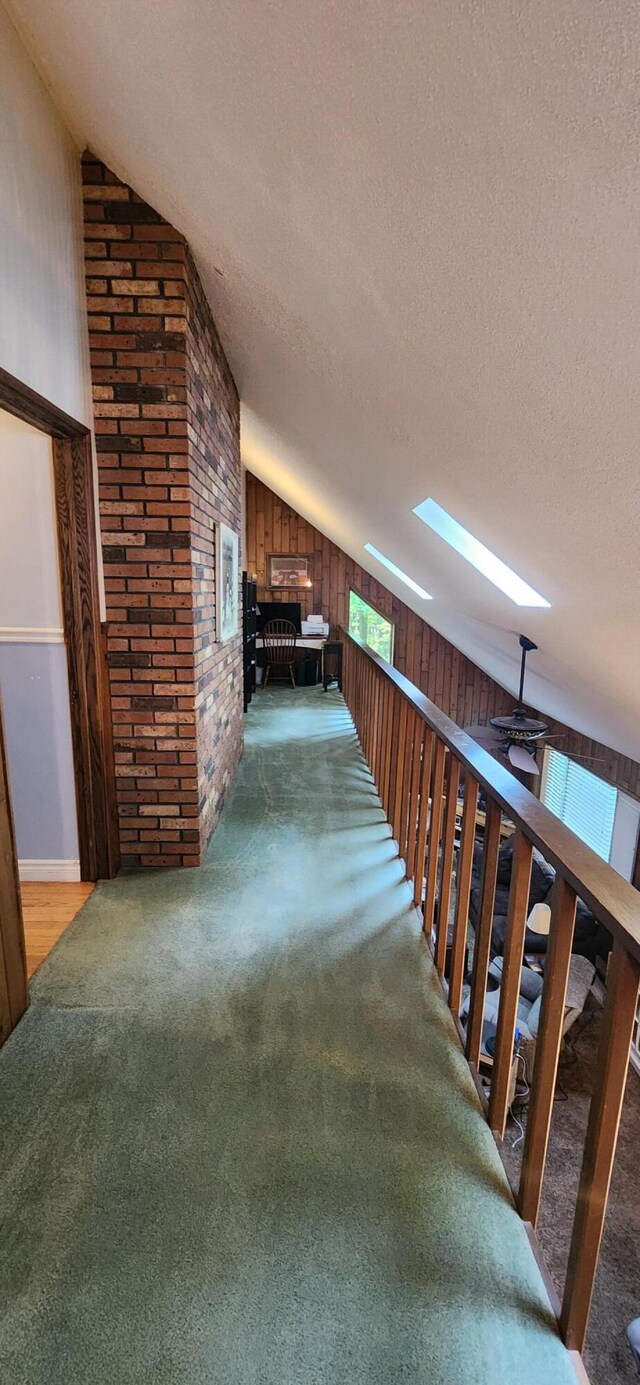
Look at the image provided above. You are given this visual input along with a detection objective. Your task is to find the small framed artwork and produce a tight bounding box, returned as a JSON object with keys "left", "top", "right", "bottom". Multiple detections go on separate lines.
{"left": 268, "top": 554, "right": 313, "bottom": 589}
{"left": 217, "top": 522, "right": 239, "bottom": 641}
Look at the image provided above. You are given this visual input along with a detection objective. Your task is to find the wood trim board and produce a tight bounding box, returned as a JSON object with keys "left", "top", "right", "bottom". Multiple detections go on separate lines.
{"left": 0, "top": 693, "right": 28, "bottom": 1043}
{"left": 0, "top": 367, "right": 119, "bottom": 1045}
{"left": 0, "top": 367, "right": 118, "bottom": 884}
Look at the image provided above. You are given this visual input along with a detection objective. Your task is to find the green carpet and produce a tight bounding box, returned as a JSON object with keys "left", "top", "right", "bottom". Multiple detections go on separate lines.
{"left": 0, "top": 687, "right": 576, "bottom": 1384}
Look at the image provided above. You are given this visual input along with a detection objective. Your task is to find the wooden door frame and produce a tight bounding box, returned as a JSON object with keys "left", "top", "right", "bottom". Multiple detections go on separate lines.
{"left": 0, "top": 366, "right": 119, "bottom": 885}
{"left": 0, "top": 692, "right": 28, "bottom": 1042}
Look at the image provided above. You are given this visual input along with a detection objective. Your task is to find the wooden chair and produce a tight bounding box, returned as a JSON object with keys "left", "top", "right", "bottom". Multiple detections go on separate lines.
{"left": 262, "top": 619, "right": 298, "bottom": 689}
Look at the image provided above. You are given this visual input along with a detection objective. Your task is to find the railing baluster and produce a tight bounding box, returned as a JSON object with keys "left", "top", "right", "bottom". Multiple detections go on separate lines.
{"left": 413, "top": 729, "right": 434, "bottom": 908}
{"left": 489, "top": 830, "right": 533, "bottom": 1138}
{"left": 396, "top": 704, "right": 410, "bottom": 863}
{"left": 387, "top": 691, "right": 401, "bottom": 828}
{"left": 372, "top": 669, "right": 382, "bottom": 785}
{"left": 363, "top": 662, "right": 371, "bottom": 759}
{"left": 399, "top": 709, "right": 416, "bottom": 867}
{"left": 434, "top": 754, "right": 461, "bottom": 976}
{"left": 519, "top": 876, "right": 577, "bottom": 1226}
{"left": 423, "top": 738, "right": 446, "bottom": 941}
{"left": 397, "top": 708, "right": 409, "bottom": 864}
{"left": 368, "top": 663, "right": 376, "bottom": 765}
{"left": 560, "top": 940, "right": 640, "bottom": 1352}
{"left": 448, "top": 773, "right": 479, "bottom": 1016}
{"left": 466, "top": 798, "right": 502, "bottom": 1068}
{"left": 381, "top": 681, "right": 394, "bottom": 815}
{"left": 407, "top": 712, "right": 420, "bottom": 864}
{"left": 406, "top": 719, "right": 424, "bottom": 887}
{"left": 342, "top": 630, "right": 640, "bottom": 1367}
{"left": 392, "top": 699, "right": 408, "bottom": 850}
{"left": 374, "top": 672, "right": 383, "bottom": 786}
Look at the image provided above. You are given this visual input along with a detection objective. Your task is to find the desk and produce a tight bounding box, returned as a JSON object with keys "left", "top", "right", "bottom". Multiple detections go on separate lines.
{"left": 255, "top": 636, "right": 326, "bottom": 652}
{"left": 256, "top": 636, "right": 343, "bottom": 691}
{"left": 256, "top": 634, "right": 326, "bottom": 688}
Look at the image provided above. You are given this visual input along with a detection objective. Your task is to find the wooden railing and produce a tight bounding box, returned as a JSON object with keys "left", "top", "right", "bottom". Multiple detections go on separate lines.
{"left": 342, "top": 628, "right": 640, "bottom": 1358}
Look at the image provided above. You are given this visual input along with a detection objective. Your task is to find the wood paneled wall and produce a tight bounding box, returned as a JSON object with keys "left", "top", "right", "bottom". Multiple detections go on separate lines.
{"left": 245, "top": 471, "right": 640, "bottom": 803}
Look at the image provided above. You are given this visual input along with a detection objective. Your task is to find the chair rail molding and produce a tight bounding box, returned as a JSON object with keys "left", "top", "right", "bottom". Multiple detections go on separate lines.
{"left": 0, "top": 627, "right": 65, "bottom": 644}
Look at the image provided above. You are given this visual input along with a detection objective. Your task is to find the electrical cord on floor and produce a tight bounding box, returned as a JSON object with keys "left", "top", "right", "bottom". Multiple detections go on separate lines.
{"left": 509, "top": 1052, "right": 530, "bottom": 1152}
{"left": 510, "top": 1111, "right": 525, "bottom": 1152}
{"left": 505, "top": 999, "right": 598, "bottom": 1151}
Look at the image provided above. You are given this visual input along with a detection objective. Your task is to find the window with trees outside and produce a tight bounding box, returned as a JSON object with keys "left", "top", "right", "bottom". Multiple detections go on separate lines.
{"left": 348, "top": 589, "right": 394, "bottom": 663}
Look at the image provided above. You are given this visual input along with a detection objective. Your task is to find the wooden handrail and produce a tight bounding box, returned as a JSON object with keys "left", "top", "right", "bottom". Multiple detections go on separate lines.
{"left": 341, "top": 626, "right": 640, "bottom": 1361}
{"left": 341, "top": 628, "right": 640, "bottom": 960}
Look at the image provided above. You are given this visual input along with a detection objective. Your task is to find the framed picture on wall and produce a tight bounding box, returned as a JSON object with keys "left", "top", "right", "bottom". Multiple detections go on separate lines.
{"left": 217, "top": 522, "right": 239, "bottom": 641}
{"left": 267, "top": 554, "right": 313, "bottom": 589}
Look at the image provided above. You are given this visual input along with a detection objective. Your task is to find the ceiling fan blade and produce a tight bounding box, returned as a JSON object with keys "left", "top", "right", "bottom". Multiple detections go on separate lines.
{"left": 463, "top": 723, "right": 500, "bottom": 745}
{"left": 508, "top": 743, "right": 540, "bottom": 775}
{"left": 540, "top": 738, "right": 606, "bottom": 764}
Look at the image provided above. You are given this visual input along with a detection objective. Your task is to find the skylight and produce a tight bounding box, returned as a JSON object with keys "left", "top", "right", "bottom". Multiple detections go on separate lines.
{"left": 413, "top": 499, "right": 550, "bottom": 608}
{"left": 364, "top": 543, "right": 432, "bottom": 600}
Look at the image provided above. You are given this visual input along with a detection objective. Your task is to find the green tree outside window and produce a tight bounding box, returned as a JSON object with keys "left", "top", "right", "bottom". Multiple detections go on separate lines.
{"left": 348, "top": 590, "right": 394, "bottom": 663}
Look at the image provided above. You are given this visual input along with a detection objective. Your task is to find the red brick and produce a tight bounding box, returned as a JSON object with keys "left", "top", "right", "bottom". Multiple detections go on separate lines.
{"left": 84, "top": 154, "right": 242, "bottom": 868}
{"left": 112, "top": 280, "right": 160, "bottom": 295}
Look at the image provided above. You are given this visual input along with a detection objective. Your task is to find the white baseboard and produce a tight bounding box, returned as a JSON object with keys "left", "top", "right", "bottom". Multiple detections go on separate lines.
{"left": 18, "top": 859, "right": 81, "bottom": 882}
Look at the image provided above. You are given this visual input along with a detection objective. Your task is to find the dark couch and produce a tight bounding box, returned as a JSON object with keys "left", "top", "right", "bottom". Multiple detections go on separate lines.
{"left": 469, "top": 834, "right": 611, "bottom": 964}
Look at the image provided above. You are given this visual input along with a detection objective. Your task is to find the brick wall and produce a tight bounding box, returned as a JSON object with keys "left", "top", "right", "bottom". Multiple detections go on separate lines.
{"left": 83, "top": 153, "right": 243, "bottom": 867}
{"left": 184, "top": 250, "right": 244, "bottom": 848}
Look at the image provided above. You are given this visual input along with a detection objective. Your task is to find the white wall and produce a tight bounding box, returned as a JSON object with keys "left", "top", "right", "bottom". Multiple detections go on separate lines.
{"left": 0, "top": 3, "right": 92, "bottom": 426}
{"left": 0, "top": 418, "right": 64, "bottom": 632}
{"left": 0, "top": 3, "right": 105, "bottom": 614}
{"left": 0, "top": 411, "right": 80, "bottom": 878}
{"left": 0, "top": 7, "right": 105, "bottom": 861}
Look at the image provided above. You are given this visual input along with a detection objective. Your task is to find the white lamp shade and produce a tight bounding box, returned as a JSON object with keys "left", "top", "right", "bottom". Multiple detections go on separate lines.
{"left": 527, "top": 902, "right": 552, "bottom": 936}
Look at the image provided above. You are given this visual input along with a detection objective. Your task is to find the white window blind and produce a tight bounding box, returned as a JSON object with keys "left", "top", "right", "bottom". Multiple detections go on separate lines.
{"left": 542, "top": 748, "right": 640, "bottom": 1074}
{"left": 541, "top": 748, "right": 617, "bottom": 863}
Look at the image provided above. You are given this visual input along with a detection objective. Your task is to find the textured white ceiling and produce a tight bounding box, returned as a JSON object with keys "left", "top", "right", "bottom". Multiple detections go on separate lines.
{"left": 7, "top": 0, "right": 640, "bottom": 757}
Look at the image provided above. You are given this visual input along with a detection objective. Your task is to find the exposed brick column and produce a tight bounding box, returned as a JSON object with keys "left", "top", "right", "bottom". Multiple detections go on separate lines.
{"left": 82, "top": 153, "right": 242, "bottom": 867}
{"left": 184, "top": 262, "right": 244, "bottom": 848}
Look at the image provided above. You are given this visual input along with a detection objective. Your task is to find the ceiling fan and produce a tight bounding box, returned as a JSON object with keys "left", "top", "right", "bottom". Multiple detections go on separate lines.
{"left": 464, "top": 635, "right": 601, "bottom": 777}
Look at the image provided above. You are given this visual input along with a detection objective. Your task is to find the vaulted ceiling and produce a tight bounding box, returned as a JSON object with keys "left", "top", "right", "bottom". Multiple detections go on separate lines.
{"left": 8, "top": 0, "right": 640, "bottom": 757}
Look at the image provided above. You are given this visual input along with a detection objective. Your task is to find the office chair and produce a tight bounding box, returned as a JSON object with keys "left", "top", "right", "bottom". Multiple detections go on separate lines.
{"left": 262, "top": 619, "right": 298, "bottom": 689}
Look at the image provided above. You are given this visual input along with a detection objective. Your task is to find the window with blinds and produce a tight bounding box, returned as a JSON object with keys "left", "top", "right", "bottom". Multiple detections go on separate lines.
{"left": 541, "top": 748, "right": 617, "bottom": 862}
{"left": 541, "top": 748, "right": 640, "bottom": 1074}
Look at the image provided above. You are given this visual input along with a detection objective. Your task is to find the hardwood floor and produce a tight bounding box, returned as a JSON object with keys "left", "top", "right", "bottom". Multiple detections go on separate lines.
{"left": 20, "top": 882, "right": 95, "bottom": 979}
